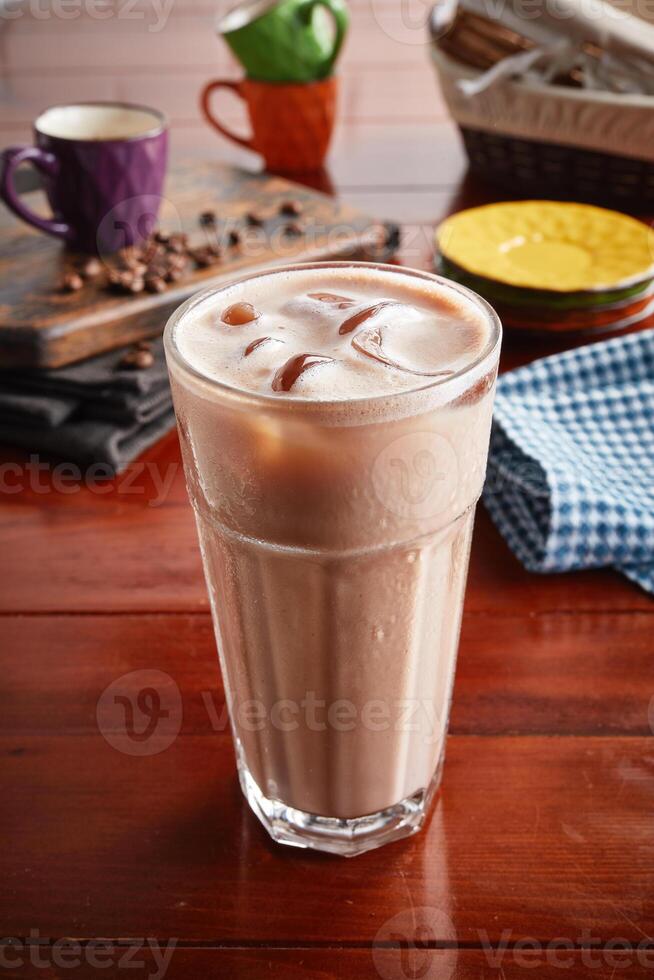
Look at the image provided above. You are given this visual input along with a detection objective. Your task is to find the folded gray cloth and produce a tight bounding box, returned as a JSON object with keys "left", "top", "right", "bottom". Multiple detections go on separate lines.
{"left": 0, "top": 389, "right": 78, "bottom": 428}
{"left": 1, "top": 338, "right": 169, "bottom": 403}
{"left": 0, "top": 337, "right": 174, "bottom": 473}
{"left": 80, "top": 385, "right": 173, "bottom": 426}
{"left": 0, "top": 409, "right": 176, "bottom": 475}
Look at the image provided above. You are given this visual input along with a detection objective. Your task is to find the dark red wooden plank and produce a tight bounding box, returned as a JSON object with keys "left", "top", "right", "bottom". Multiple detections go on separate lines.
{"left": 1, "top": 947, "right": 653, "bottom": 980}
{"left": 0, "top": 435, "right": 648, "bottom": 614}
{"left": 1, "top": 612, "right": 653, "bottom": 736}
{"left": 1, "top": 734, "right": 652, "bottom": 942}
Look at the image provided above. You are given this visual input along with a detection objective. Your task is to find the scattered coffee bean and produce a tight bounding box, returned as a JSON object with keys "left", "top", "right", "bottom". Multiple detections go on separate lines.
{"left": 280, "top": 199, "right": 302, "bottom": 217}
{"left": 221, "top": 302, "right": 260, "bottom": 325}
{"left": 108, "top": 270, "right": 141, "bottom": 294}
{"left": 142, "top": 241, "right": 164, "bottom": 263}
{"left": 284, "top": 221, "right": 304, "bottom": 236}
{"left": 167, "top": 233, "right": 188, "bottom": 254}
{"left": 117, "top": 271, "right": 135, "bottom": 289}
{"left": 191, "top": 246, "right": 220, "bottom": 269}
{"left": 62, "top": 272, "right": 84, "bottom": 292}
{"left": 120, "top": 348, "right": 154, "bottom": 370}
{"left": 147, "top": 263, "right": 168, "bottom": 282}
{"left": 82, "top": 206, "right": 261, "bottom": 302}
{"left": 81, "top": 257, "right": 102, "bottom": 279}
{"left": 145, "top": 276, "right": 167, "bottom": 294}
{"left": 168, "top": 252, "right": 188, "bottom": 270}
{"left": 119, "top": 246, "right": 141, "bottom": 269}
{"left": 364, "top": 222, "right": 400, "bottom": 258}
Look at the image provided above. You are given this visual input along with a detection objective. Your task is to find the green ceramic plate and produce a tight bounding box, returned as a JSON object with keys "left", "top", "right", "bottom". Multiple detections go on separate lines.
{"left": 436, "top": 255, "right": 654, "bottom": 312}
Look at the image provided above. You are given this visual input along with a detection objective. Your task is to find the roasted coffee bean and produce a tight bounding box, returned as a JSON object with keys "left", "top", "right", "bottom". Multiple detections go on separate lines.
{"left": 119, "top": 246, "right": 141, "bottom": 268}
{"left": 167, "top": 233, "right": 188, "bottom": 254}
{"left": 107, "top": 269, "right": 139, "bottom": 293}
{"left": 81, "top": 257, "right": 102, "bottom": 279}
{"left": 128, "top": 277, "right": 145, "bottom": 294}
{"left": 120, "top": 348, "right": 154, "bottom": 370}
{"left": 191, "top": 246, "right": 220, "bottom": 268}
{"left": 145, "top": 276, "right": 167, "bottom": 294}
{"left": 228, "top": 229, "right": 241, "bottom": 247}
{"left": 365, "top": 222, "right": 400, "bottom": 258}
{"left": 146, "top": 265, "right": 168, "bottom": 283}
{"left": 245, "top": 211, "right": 265, "bottom": 227}
{"left": 284, "top": 221, "right": 304, "bottom": 236}
{"left": 141, "top": 240, "right": 164, "bottom": 263}
{"left": 154, "top": 230, "right": 171, "bottom": 244}
{"left": 109, "top": 270, "right": 139, "bottom": 293}
{"left": 62, "top": 272, "right": 84, "bottom": 292}
{"left": 199, "top": 211, "right": 217, "bottom": 227}
{"left": 280, "top": 199, "right": 302, "bottom": 216}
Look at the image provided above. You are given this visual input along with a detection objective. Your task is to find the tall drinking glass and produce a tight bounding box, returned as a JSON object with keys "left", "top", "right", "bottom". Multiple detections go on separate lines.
{"left": 164, "top": 262, "right": 501, "bottom": 856}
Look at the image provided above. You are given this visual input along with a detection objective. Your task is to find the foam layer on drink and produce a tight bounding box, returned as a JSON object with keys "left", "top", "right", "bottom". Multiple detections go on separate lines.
{"left": 175, "top": 266, "right": 492, "bottom": 401}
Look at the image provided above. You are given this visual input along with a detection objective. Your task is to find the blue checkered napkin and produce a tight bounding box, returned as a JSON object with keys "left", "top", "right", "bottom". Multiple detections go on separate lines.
{"left": 483, "top": 329, "right": 654, "bottom": 593}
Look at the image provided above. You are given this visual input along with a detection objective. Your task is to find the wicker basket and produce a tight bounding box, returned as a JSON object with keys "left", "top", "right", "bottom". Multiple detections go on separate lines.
{"left": 431, "top": 45, "right": 654, "bottom": 206}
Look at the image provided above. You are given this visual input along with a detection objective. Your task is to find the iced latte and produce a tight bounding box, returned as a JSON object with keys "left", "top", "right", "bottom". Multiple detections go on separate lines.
{"left": 165, "top": 262, "right": 501, "bottom": 856}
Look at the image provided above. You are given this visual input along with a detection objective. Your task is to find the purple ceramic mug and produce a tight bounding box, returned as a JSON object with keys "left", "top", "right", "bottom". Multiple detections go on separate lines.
{"left": 0, "top": 102, "right": 168, "bottom": 254}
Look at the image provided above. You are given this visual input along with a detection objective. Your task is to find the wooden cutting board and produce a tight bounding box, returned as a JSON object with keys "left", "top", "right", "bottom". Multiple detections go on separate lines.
{"left": 0, "top": 162, "right": 394, "bottom": 369}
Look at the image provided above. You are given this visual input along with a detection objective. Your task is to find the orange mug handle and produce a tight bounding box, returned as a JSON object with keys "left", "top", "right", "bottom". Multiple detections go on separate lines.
{"left": 200, "top": 79, "right": 254, "bottom": 151}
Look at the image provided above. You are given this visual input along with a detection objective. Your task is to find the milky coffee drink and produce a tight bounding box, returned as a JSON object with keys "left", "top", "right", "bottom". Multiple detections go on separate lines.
{"left": 165, "top": 262, "right": 501, "bottom": 856}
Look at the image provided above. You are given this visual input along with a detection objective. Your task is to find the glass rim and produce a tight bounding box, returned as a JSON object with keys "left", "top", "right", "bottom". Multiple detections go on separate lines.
{"left": 164, "top": 260, "right": 502, "bottom": 412}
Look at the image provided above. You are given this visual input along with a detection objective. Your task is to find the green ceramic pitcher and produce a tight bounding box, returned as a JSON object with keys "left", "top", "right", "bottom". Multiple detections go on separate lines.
{"left": 218, "top": 0, "right": 349, "bottom": 83}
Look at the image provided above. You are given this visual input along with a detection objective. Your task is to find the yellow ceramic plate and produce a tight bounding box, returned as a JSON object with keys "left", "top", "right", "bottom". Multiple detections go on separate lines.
{"left": 436, "top": 201, "right": 654, "bottom": 293}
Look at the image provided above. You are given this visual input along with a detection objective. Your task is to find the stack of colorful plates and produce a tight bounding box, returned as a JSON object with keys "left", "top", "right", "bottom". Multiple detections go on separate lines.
{"left": 435, "top": 201, "right": 654, "bottom": 335}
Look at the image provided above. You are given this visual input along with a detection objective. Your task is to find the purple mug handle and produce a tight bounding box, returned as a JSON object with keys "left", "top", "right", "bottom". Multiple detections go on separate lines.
{"left": 0, "top": 145, "right": 70, "bottom": 239}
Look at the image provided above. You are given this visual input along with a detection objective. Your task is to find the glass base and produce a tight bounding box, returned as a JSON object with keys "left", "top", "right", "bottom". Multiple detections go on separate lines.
{"left": 238, "top": 757, "right": 444, "bottom": 857}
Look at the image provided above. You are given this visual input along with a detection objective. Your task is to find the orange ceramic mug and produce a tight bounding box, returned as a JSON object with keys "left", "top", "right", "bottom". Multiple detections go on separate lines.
{"left": 200, "top": 76, "right": 336, "bottom": 174}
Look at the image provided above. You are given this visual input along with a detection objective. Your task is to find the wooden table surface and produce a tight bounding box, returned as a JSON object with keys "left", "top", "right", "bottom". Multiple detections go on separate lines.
{"left": 2, "top": 4, "right": 654, "bottom": 977}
